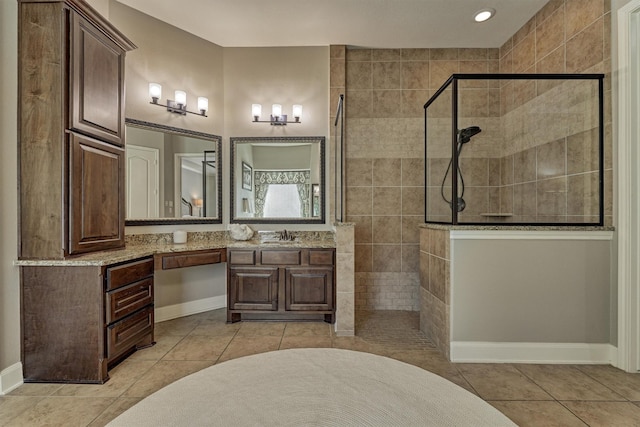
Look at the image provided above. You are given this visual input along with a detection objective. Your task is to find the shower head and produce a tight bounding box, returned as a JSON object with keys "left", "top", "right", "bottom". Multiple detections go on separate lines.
{"left": 458, "top": 126, "right": 481, "bottom": 144}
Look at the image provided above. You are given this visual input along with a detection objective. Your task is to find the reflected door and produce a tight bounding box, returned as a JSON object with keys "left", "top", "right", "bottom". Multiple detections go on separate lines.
{"left": 126, "top": 145, "right": 159, "bottom": 218}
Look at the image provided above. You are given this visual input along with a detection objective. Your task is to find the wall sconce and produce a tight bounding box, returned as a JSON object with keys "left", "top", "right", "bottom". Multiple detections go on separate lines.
{"left": 252, "top": 103, "right": 302, "bottom": 125}
{"left": 242, "top": 198, "right": 251, "bottom": 213}
{"left": 149, "top": 83, "right": 208, "bottom": 117}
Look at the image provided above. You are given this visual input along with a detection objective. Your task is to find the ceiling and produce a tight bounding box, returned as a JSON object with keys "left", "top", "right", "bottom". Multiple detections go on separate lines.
{"left": 115, "top": 0, "right": 550, "bottom": 49}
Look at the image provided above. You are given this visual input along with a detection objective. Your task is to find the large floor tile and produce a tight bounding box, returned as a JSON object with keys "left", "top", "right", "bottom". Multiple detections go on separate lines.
{"left": 489, "top": 401, "right": 588, "bottom": 426}
{"left": 217, "top": 335, "right": 282, "bottom": 362}
{"left": 122, "top": 360, "right": 213, "bottom": 398}
{"left": 458, "top": 364, "right": 553, "bottom": 401}
{"left": 235, "top": 321, "right": 286, "bottom": 337}
{"left": 189, "top": 320, "right": 241, "bottom": 336}
{"left": 87, "top": 397, "right": 142, "bottom": 426}
{"left": 561, "top": 401, "right": 640, "bottom": 427}
{"left": 515, "top": 364, "right": 625, "bottom": 401}
{"left": 162, "top": 334, "right": 233, "bottom": 361}
{"left": 576, "top": 364, "right": 640, "bottom": 401}
{"left": 0, "top": 396, "right": 45, "bottom": 427}
{"left": 7, "top": 383, "right": 63, "bottom": 397}
{"left": 283, "top": 321, "right": 333, "bottom": 337}
{"left": 6, "top": 396, "right": 115, "bottom": 427}
{"left": 279, "top": 335, "right": 333, "bottom": 349}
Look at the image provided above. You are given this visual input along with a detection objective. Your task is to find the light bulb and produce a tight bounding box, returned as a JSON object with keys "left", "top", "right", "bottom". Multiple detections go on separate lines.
{"left": 175, "top": 90, "right": 187, "bottom": 106}
{"left": 197, "top": 97, "right": 208, "bottom": 115}
{"left": 149, "top": 83, "right": 162, "bottom": 103}
{"left": 292, "top": 104, "right": 303, "bottom": 122}
{"left": 271, "top": 104, "right": 282, "bottom": 118}
{"left": 252, "top": 104, "right": 262, "bottom": 120}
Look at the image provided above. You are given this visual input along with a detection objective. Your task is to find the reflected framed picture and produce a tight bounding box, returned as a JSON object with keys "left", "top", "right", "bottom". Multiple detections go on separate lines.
{"left": 242, "top": 161, "right": 252, "bottom": 191}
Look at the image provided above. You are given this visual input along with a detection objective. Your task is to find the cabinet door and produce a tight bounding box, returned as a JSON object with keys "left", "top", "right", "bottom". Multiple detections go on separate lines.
{"left": 228, "top": 267, "right": 279, "bottom": 311}
{"left": 70, "top": 12, "right": 126, "bottom": 146}
{"left": 285, "top": 267, "right": 334, "bottom": 311}
{"left": 68, "top": 133, "right": 125, "bottom": 254}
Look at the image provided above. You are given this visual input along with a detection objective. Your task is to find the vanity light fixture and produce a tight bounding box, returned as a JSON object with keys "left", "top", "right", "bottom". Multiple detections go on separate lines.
{"left": 251, "top": 103, "right": 302, "bottom": 125}
{"left": 148, "top": 83, "right": 208, "bottom": 117}
{"left": 474, "top": 8, "right": 495, "bottom": 22}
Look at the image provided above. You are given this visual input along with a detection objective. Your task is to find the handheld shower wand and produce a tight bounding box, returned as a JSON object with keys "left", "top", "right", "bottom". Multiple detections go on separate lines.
{"left": 440, "top": 126, "right": 481, "bottom": 213}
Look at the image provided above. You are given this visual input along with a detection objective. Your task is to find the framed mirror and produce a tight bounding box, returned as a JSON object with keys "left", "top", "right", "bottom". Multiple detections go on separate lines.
{"left": 230, "top": 136, "right": 325, "bottom": 224}
{"left": 124, "top": 118, "right": 222, "bottom": 225}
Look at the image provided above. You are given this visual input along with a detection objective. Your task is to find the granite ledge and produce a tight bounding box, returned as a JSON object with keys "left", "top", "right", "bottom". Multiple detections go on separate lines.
{"left": 421, "top": 223, "right": 615, "bottom": 232}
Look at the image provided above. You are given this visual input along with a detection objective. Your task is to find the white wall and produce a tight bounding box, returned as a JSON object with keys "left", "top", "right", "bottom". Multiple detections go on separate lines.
{"left": 0, "top": 0, "right": 20, "bottom": 389}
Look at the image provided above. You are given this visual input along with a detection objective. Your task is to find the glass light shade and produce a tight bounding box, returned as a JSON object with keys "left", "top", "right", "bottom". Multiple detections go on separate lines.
{"left": 271, "top": 104, "right": 282, "bottom": 117}
{"left": 174, "top": 90, "right": 187, "bottom": 105}
{"left": 197, "top": 97, "right": 208, "bottom": 113}
{"left": 292, "top": 104, "right": 303, "bottom": 119}
{"left": 149, "top": 83, "right": 162, "bottom": 100}
{"left": 252, "top": 103, "right": 262, "bottom": 118}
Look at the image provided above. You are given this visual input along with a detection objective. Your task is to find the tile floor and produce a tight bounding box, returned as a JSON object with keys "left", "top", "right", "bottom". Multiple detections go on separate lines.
{"left": 2, "top": 309, "right": 640, "bottom": 426}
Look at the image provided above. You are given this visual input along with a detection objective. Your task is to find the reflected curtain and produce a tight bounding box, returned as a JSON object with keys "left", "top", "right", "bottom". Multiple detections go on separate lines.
{"left": 254, "top": 170, "right": 310, "bottom": 217}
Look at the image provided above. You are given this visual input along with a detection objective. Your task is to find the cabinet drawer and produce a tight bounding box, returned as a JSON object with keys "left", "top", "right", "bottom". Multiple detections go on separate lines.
{"left": 228, "top": 250, "right": 256, "bottom": 265}
{"left": 106, "top": 258, "right": 153, "bottom": 290}
{"left": 106, "top": 278, "right": 153, "bottom": 324}
{"left": 261, "top": 250, "right": 301, "bottom": 265}
{"left": 160, "top": 250, "right": 225, "bottom": 270}
{"left": 309, "top": 249, "right": 335, "bottom": 265}
{"left": 107, "top": 306, "right": 153, "bottom": 360}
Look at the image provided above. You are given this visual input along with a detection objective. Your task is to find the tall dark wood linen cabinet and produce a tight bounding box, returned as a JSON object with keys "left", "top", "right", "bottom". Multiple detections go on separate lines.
{"left": 17, "top": 0, "right": 147, "bottom": 383}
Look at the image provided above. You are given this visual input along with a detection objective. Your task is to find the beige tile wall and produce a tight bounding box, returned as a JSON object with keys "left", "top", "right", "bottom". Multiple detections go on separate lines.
{"left": 333, "top": 0, "right": 613, "bottom": 312}
{"left": 344, "top": 48, "right": 498, "bottom": 311}
{"left": 497, "top": 0, "right": 612, "bottom": 225}
{"left": 419, "top": 226, "right": 450, "bottom": 358}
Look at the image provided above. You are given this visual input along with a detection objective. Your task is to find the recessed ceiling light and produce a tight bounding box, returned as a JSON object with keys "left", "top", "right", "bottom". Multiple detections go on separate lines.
{"left": 474, "top": 8, "right": 495, "bottom": 23}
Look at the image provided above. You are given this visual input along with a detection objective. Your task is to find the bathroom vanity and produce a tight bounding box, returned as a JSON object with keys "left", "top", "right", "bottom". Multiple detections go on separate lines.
{"left": 227, "top": 247, "right": 336, "bottom": 323}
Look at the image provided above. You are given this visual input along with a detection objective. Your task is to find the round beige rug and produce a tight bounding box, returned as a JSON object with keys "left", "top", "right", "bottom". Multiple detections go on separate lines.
{"left": 108, "top": 348, "right": 516, "bottom": 426}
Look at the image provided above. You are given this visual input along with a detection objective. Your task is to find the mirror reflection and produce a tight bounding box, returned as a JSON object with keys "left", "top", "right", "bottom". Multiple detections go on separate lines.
{"left": 231, "top": 136, "right": 325, "bottom": 224}
{"left": 125, "top": 118, "right": 222, "bottom": 225}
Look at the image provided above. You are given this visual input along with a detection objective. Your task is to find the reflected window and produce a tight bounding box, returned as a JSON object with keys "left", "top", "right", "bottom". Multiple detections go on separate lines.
{"left": 263, "top": 184, "right": 301, "bottom": 217}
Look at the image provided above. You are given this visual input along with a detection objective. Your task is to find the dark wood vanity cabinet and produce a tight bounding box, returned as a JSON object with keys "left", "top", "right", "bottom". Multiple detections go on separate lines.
{"left": 18, "top": 0, "right": 135, "bottom": 259}
{"left": 227, "top": 248, "right": 336, "bottom": 323}
{"left": 21, "top": 257, "right": 154, "bottom": 384}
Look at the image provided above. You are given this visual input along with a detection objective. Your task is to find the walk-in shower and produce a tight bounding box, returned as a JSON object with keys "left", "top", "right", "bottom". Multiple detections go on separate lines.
{"left": 424, "top": 73, "right": 605, "bottom": 226}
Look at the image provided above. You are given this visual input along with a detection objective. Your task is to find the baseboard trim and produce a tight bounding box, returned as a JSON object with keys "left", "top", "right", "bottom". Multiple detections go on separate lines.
{"left": 155, "top": 296, "right": 227, "bottom": 323}
{"left": 0, "top": 362, "right": 23, "bottom": 395}
{"left": 450, "top": 341, "right": 617, "bottom": 364}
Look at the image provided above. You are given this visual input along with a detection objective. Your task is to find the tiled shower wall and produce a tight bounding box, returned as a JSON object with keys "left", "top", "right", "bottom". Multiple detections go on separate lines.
{"left": 333, "top": 0, "right": 613, "bottom": 312}
{"left": 343, "top": 48, "right": 499, "bottom": 311}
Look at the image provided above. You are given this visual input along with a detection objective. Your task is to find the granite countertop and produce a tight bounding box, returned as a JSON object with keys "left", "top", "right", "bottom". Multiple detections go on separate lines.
{"left": 15, "top": 230, "right": 336, "bottom": 266}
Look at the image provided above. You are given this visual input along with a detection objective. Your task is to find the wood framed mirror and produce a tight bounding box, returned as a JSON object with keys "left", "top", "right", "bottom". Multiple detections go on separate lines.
{"left": 124, "top": 118, "right": 222, "bottom": 225}
{"left": 230, "top": 136, "right": 325, "bottom": 224}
